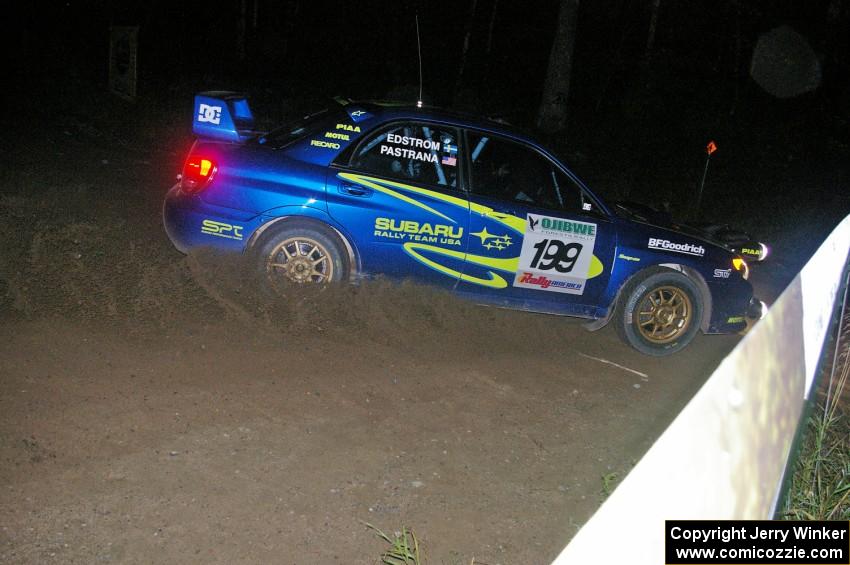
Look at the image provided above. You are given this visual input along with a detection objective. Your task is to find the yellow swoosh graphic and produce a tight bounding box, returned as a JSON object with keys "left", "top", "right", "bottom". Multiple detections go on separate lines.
{"left": 338, "top": 173, "right": 457, "bottom": 223}
{"left": 404, "top": 243, "right": 512, "bottom": 289}
{"left": 338, "top": 173, "right": 604, "bottom": 285}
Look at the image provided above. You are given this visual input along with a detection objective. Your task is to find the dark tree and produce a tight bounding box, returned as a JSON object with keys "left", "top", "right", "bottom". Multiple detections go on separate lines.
{"left": 536, "top": 0, "right": 579, "bottom": 134}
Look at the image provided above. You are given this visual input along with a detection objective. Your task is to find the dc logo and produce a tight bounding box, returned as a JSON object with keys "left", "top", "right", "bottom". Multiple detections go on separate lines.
{"left": 197, "top": 104, "right": 222, "bottom": 125}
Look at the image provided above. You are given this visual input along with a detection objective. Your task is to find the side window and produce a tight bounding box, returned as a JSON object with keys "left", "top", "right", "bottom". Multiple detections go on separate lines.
{"left": 350, "top": 123, "right": 460, "bottom": 188}
{"left": 468, "top": 133, "right": 583, "bottom": 212}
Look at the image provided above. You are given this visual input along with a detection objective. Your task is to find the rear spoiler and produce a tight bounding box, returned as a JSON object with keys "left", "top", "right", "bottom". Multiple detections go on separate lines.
{"left": 192, "top": 91, "right": 256, "bottom": 143}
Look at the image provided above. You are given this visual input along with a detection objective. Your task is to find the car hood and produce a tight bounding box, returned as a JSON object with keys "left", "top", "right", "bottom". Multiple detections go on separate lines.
{"left": 613, "top": 201, "right": 734, "bottom": 252}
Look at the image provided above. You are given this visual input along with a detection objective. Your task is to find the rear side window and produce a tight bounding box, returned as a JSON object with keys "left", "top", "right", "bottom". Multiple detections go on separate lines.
{"left": 467, "top": 133, "right": 583, "bottom": 213}
{"left": 259, "top": 109, "right": 337, "bottom": 149}
{"left": 350, "top": 123, "right": 460, "bottom": 188}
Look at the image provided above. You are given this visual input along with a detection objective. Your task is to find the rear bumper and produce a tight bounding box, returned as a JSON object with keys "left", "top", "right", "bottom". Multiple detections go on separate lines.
{"left": 163, "top": 184, "right": 258, "bottom": 254}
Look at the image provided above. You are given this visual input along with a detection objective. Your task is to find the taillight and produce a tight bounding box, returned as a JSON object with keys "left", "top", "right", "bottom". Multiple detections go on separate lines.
{"left": 180, "top": 154, "right": 217, "bottom": 193}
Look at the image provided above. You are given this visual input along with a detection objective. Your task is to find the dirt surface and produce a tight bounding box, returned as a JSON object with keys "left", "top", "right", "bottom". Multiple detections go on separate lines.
{"left": 0, "top": 94, "right": 788, "bottom": 564}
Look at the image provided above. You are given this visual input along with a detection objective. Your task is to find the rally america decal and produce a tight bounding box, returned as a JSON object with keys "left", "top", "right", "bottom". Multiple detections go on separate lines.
{"left": 647, "top": 237, "right": 705, "bottom": 257}
{"left": 513, "top": 214, "right": 597, "bottom": 295}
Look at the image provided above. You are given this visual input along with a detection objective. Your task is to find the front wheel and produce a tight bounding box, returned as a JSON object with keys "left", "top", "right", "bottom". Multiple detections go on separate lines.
{"left": 616, "top": 270, "right": 704, "bottom": 356}
{"left": 254, "top": 223, "right": 348, "bottom": 292}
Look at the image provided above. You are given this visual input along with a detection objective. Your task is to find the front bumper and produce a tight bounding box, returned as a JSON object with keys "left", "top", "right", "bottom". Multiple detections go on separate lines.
{"left": 747, "top": 297, "right": 768, "bottom": 320}
{"left": 704, "top": 275, "right": 756, "bottom": 334}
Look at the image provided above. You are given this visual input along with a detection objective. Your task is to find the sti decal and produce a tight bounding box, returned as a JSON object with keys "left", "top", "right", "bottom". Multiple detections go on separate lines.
{"left": 713, "top": 268, "right": 732, "bottom": 278}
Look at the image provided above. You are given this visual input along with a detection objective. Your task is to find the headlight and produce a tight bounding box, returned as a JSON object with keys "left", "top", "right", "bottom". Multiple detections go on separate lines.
{"left": 732, "top": 257, "right": 749, "bottom": 280}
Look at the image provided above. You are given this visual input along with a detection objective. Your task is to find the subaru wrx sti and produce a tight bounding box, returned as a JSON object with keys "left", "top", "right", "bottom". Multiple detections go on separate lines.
{"left": 164, "top": 92, "right": 765, "bottom": 355}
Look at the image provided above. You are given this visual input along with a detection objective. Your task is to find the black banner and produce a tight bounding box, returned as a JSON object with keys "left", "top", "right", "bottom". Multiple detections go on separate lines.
{"left": 666, "top": 521, "right": 849, "bottom": 564}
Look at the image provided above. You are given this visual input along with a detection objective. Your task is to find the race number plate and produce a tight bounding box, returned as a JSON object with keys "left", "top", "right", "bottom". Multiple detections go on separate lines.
{"left": 513, "top": 214, "right": 597, "bottom": 295}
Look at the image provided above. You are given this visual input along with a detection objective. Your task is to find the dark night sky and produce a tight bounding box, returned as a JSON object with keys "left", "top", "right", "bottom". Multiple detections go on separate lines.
{"left": 12, "top": 1, "right": 848, "bottom": 109}
{"left": 7, "top": 0, "right": 850, "bottom": 232}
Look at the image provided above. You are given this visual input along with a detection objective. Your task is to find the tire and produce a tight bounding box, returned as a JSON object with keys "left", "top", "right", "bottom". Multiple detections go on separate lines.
{"left": 615, "top": 269, "right": 704, "bottom": 356}
{"left": 254, "top": 222, "right": 349, "bottom": 292}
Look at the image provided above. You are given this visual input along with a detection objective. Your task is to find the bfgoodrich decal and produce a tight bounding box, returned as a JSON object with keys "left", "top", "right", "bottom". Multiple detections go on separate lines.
{"left": 647, "top": 238, "right": 705, "bottom": 257}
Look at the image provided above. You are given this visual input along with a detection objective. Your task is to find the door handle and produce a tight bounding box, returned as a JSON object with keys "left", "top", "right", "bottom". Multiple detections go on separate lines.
{"left": 484, "top": 211, "right": 516, "bottom": 220}
{"left": 338, "top": 183, "right": 373, "bottom": 197}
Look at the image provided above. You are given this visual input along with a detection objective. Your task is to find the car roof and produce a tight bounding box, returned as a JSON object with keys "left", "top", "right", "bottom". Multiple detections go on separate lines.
{"left": 345, "top": 101, "right": 541, "bottom": 146}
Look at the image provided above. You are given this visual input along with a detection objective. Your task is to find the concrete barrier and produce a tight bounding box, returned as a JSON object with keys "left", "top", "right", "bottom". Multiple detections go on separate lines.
{"left": 552, "top": 214, "right": 850, "bottom": 564}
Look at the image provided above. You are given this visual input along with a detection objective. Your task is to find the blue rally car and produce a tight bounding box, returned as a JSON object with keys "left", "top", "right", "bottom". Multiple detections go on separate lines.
{"left": 164, "top": 92, "right": 765, "bottom": 355}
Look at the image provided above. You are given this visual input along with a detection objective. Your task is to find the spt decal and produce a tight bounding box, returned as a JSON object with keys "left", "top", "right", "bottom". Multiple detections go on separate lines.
{"left": 201, "top": 219, "right": 243, "bottom": 241}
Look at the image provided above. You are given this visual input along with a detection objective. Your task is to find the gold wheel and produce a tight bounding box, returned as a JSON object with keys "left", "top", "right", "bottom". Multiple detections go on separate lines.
{"left": 635, "top": 285, "right": 693, "bottom": 344}
{"left": 266, "top": 236, "right": 334, "bottom": 284}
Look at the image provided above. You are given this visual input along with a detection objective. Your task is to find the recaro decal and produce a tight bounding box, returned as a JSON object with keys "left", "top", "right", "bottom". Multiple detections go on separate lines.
{"left": 312, "top": 124, "right": 361, "bottom": 150}
{"left": 337, "top": 173, "right": 604, "bottom": 288}
{"left": 311, "top": 139, "right": 340, "bottom": 149}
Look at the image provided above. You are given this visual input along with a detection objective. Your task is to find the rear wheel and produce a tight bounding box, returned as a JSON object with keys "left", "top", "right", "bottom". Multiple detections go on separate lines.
{"left": 255, "top": 223, "right": 348, "bottom": 292}
{"left": 616, "top": 270, "right": 703, "bottom": 356}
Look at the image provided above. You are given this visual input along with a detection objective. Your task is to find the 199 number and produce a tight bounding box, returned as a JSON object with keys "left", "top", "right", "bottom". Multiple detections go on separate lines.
{"left": 530, "top": 239, "right": 583, "bottom": 273}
